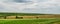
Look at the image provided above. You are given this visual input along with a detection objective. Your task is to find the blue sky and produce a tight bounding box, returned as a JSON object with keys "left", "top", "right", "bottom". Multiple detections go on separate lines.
{"left": 0, "top": 0, "right": 60, "bottom": 14}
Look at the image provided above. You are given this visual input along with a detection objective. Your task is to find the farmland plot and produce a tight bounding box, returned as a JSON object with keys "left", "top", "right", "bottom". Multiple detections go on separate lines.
{"left": 0, "top": 19, "right": 59, "bottom": 24}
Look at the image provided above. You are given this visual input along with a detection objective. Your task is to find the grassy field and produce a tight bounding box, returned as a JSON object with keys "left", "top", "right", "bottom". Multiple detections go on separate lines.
{"left": 0, "top": 19, "right": 59, "bottom": 24}
{"left": 0, "top": 13, "right": 51, "bottom": 16}
{"left": 0, "top": 13, "right": 59, "bottom": 24}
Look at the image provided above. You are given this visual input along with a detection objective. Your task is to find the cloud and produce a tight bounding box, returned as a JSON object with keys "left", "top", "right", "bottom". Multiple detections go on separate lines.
{"left": 0, "top": 0, "right": 60, "bottom": 14}
{"left": 13, "top": 0, "right": 32, "bottom": 3}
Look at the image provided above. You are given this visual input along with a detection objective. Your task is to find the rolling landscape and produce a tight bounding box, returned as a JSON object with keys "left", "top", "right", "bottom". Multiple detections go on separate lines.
{"left": 0, "top": 13, "right": 59, "bottom": 24}
{"left": 0, "top": 0, "right": 60, "bottom": 24}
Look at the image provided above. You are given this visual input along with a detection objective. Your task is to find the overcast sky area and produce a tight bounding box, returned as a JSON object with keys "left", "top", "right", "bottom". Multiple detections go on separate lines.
{"left": 0, "top": 0, "right": 60, "bottom": 14}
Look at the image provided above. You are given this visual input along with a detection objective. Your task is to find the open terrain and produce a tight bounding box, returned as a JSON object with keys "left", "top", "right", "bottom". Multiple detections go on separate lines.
{"left": 0, "top": 13, "right": 60, "bottom": 24}
{"left": 0, "top": 19, "right": 60, "bottom": 24}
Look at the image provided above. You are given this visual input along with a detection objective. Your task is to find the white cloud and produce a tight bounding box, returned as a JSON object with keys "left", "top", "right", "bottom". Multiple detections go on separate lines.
{"left": 0, "top": 0, "right": 60, "bottom": 14}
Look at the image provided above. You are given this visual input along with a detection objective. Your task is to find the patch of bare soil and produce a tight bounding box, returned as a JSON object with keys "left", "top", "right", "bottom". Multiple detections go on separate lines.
{"left": 6, "top": 16, "right": 16, "bottom": 19}
{"left": 18, "top": 16, "right": 36, "bottom": 19}
{"left": 52, "top": 22, "right": 60, "bottom": 24}
{"left": 0, "top": 15, "right": 60, "bottom": 19}
{"left": 37, "top": 15, "right": 60, "bottom": 18}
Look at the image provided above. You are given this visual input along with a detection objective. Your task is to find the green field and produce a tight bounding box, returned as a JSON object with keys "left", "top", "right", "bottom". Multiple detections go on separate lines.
{"left": 0, "top": 13, "right": 51, "bottom": 16}
{"left": 0, "top": 13, "right": 59, "bottom": 24}
{"left": 0, "top": 19, "right": 60, "bottom": 24}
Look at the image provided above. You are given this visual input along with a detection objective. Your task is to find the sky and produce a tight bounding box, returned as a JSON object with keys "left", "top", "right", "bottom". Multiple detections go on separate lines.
{"left": 0, "top": 0, "right": 60, "bottom": 14}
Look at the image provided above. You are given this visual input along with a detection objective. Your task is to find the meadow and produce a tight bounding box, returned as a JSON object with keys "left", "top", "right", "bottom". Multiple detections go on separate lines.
{"left": 0, "top": 12, "right": 51, "bottom": 16}
{"left": 0, "top": 13, "right": 59, "bottom": 24}
{"left": 0, "top": 19, "right": 59, "bottom": 24}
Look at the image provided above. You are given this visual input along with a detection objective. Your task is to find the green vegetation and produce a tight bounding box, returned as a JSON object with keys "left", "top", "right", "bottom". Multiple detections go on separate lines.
{"left": 0, "top": 19, "right": 59, "bottom": 24}
{"left": 0, "top": 13, "right": 51, "bottom": 16}
{"left": 0, "top": 13, "right": 59, "bottom": 24}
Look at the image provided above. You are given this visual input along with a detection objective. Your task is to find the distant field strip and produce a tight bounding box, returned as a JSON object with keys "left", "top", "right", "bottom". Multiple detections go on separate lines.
{"left": 0, "top": 19, "right": 60, "bottom": 24}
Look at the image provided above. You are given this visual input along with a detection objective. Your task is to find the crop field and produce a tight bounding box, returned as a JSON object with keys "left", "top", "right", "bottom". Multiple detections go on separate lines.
{"left": 0, "top": 13, "right": 60, "bottom": 24}
{"left": 0, "top": 19, "right": 60, "bottom": 24}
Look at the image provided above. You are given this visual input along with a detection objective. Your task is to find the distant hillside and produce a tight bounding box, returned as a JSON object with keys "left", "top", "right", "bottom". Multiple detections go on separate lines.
{"left": 0, "top": 12, "right": 52, "bottom": 16}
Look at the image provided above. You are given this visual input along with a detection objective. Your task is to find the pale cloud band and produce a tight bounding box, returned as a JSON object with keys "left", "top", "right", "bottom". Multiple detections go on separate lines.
{"left": 0, "top": 0, "right": 60, "bottom": 14}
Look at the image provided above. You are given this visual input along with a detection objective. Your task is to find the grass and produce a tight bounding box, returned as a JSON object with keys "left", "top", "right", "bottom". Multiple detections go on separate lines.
{"left": 0, "top": 13, "right": 51, "bottom": 16}
{"left": 0, "top": 13, "right": 59, "bottom": 24}
{"left": 0, "top": 19, "right": 59, "bottom": 24}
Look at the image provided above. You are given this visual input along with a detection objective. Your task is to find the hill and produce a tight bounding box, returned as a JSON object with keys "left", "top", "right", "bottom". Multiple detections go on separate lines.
{"left": 0, "top": 12, "right": 52, "bottom": 16}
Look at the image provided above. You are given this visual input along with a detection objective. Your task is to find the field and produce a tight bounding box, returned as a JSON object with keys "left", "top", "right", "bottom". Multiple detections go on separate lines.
{"left": 0, "top": 13, "right": 60, "bottom": 24}
{"left": 0, "top": 13, "right": 51, "bottom": 16}
{"left": 0, "top": 19, "right": 60, "bottom": 24}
